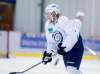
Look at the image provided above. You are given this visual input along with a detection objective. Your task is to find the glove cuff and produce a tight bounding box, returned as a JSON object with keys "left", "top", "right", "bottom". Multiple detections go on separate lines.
{"left": 44, "top": 51, "right": 52, "bottom": 57}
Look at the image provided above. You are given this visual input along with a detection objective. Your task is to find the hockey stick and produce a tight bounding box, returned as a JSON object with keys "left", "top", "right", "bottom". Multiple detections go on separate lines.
{"left": 9, "top": 61, "right": 43, "bottom": 74}
{"left": 85, "top": 46, "right": 100, "bottom": 59}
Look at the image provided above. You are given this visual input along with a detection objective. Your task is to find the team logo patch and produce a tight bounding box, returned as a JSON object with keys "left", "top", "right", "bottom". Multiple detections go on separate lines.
{"left": 52, "top": 31, "right": 63, "bottom": 43}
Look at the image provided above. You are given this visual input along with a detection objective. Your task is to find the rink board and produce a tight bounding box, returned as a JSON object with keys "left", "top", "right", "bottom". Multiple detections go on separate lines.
{"left": 10, "top": 52, "right": 99, "bottom": 60}
{"left": 0, "top": 31, "right": 100, "bottom": 60}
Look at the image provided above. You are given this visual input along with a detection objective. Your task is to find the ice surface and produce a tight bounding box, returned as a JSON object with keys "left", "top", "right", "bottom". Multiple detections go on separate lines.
{"left": 0, "top": 57, "right": 100, "bottom": 74}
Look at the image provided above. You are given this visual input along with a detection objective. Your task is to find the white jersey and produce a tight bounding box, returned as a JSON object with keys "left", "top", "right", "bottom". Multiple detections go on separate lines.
{"left": 45, "top": 15, "right": 82, "bottom": 53}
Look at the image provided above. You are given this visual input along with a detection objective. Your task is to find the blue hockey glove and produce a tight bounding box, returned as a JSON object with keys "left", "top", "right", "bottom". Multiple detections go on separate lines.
{"left": 57, "top": 43, "right": 66, "bottom": 55}
{"left": 42, "top": 51, "right": 52, "bottom": 64}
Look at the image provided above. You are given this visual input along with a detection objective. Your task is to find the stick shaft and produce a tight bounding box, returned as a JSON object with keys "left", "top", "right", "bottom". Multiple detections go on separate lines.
{"left": 10, "top": 61, "right": 42, "bottom": 74}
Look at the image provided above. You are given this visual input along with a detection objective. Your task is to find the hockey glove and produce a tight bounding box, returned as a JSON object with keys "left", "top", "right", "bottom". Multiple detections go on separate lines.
{"left": 42, "top": 51, "right": 52, "bottom": 64}
{"left": 57, "top": 43, "right": 66, "bottom": 55}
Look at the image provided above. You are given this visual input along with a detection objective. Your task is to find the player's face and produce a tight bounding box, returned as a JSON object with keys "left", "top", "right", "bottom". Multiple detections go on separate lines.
{"left": 46, "top": 12, "right": 53, "bottom": 21}
{"left": 46, "top": 12, "right": 57, "bottom": 24}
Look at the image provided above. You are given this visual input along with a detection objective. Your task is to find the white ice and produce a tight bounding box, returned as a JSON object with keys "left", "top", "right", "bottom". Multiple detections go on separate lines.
{"left": 0, "top": 57, "right": 100, "bottom": 74}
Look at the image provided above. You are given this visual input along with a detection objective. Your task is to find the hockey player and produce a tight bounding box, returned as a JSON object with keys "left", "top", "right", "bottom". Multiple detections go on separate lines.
{"left": 42, "top": 4, "right": 84, "bottom": 74}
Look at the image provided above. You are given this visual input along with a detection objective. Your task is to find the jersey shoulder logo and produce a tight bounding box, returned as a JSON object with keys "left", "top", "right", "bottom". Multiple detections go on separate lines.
{"left": 48, "top": 27, "right": 53, "bottom": 33}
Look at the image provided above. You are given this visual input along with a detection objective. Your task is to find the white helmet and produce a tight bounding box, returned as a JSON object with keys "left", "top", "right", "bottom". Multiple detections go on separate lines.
{"left": 45, "top": 4, "right": 61, "bottom": 14}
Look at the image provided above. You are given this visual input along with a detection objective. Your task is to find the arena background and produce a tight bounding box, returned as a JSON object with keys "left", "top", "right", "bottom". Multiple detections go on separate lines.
{"left": 0, "top": 0, "right": 100, "bottom": 60}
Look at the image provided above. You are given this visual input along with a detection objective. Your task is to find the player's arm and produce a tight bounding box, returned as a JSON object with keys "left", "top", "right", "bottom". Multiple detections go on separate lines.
{"left": 42, "top": 22, "right": 56, "bottom": 64}
{"left": 61, "top": 12, "right": 85, "bottom": 53}
{"left": 57, "top": 30, "right": 78, "bottom": 55}
{"left": 74, "top": 11, "right": 85, "bottom": 35}
{"left": 62, "top": 20, "right": 82, "bottom": 53}
{"left": 62, "top": 30, "right": 78, "bottom": 52}
{"left": 73, "top": 19, "right": 82, "bottom": 36}
{"left": 45, "top": 22, "right": 56, "bottom": 53}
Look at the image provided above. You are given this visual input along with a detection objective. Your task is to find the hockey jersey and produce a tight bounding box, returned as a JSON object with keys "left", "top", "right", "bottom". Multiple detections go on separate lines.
{"left": 45, "top": 15, "right": 82, "bottom": 53}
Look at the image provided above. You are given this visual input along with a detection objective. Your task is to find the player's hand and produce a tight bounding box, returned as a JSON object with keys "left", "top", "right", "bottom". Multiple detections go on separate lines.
{"left": 57, "top": 43, "right": 66, "bottom": 55}
{"left": 42, "top": 51, "right": 52, "bottom": 64}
